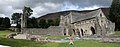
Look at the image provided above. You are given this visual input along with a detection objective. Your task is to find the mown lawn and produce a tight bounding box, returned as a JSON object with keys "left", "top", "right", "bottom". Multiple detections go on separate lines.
{"left": 0, "top": 30, "right": 120, "bottom": 47}
{"left": 113, "top": 31, "right": 120, "bottom": 36}
{"left": 1, "top": 38, "right": 120, "bottom": 47}
{"left": 44, "top": 40, "right": 120, "bottom": 47}
{"left": 0, "top": 30, "right": 16, "bottom": 38}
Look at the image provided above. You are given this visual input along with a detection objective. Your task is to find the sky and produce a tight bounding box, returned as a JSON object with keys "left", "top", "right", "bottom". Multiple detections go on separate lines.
{"left": 0, "top": 0, "right": 113, "bottom": 18}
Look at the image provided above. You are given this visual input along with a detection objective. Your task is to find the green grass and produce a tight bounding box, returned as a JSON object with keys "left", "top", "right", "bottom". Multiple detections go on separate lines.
{"left": 0, "top": 38, "right": 46, "bottom": 47}
{"left": 44, "top": 40, "right": 120, "bottom": 47}
{"left": 112, "top": 31, "right": 120, "bottom": 36}
{"left": 0, "top": 30, "right": 120, "bottom": 47}
{"left": 0, "top": 38, "right": 120, "bottom": 47}
{"left": 0, "top": 30, "right": 16, "bottom": 38}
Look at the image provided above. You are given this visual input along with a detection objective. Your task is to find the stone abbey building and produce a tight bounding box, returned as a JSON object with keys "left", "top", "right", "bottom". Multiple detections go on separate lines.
{"left": 60, "top": 8, "right": 115, "bottom": 37}
{"left": 21, "top": 8, "right": 115, "bottom": 37}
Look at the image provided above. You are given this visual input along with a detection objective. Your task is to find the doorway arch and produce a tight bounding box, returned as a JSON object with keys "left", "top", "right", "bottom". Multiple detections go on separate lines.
{"left": 64, "top": 28, "right": 66, "bottom": 35}
{"left": 81, "top": 29, "right": 84, "bottom": 36}
{"left": 91, "top": 27, "right": 95, "bottom": 35}
{"left": 77, "top": 29, "right": 80, "bottom": 37}
{"left": 73, "top": 29, "right": 76, "bottom": 35}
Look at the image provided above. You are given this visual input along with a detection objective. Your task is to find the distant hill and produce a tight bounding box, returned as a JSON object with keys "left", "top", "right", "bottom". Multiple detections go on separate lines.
{"left": 37, "top": 8, "right": 109, "bottom": 20}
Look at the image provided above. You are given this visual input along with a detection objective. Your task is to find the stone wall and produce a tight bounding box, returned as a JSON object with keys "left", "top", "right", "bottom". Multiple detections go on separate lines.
{"left": 21, "top": 26, "right": 64, "bottom": 36}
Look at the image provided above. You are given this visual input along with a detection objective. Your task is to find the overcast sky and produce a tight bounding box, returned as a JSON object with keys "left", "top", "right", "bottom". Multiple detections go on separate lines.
{"left": 0, "top": 0, "right": 112, "bottom": 18}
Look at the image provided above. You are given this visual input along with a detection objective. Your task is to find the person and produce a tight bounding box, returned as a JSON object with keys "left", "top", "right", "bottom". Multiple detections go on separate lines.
{"left": 69, "top": 35, "right": 74, "bottom": 45}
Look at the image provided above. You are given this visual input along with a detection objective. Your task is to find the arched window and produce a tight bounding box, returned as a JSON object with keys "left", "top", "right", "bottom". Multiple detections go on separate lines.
{"left": 81, "top": 29, "right": 84, "bottom": 36}
{"left": 90, "top": 27, "right": 96, "bottom": 35}
{"left": 100, "top": 14, "right": 102, "bottom": 17}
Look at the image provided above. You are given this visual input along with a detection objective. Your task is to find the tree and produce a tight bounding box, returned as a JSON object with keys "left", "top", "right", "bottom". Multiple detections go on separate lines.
{"left": 22, "top": 6, "right": 33, "bottom": 28}
{"left": 108, "top": 0, "right": 120, "bottom": 30}
{"left": 0, "top": 17, "right": 10, "bottom": 28}
{"left": 54, "top": 18, "right": 60, "bottom": 26}
{"left": 23, "top": 6, "right": 33, "bottom": 17}
{"left": 47, "top": 19, "right": 54, "bottom": 26}
{"left": 11, "top": 13, "right": 22, "bottom": 28}
{"left": 0, "top": 17, "right": 3, "bottom": 25}
{"left": 27, "top": 17, "right": 38, "bottom": 28}
{"left": 38, "top": 19, "right": 48, "bottom": 28}
{"left": 4, "top": 17, "right": 11, "bottom": 28}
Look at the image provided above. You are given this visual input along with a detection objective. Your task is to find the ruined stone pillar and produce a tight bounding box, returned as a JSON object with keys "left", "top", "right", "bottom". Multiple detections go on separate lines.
{"left": 21, "top": 7, "right": 27, "bottom": 33}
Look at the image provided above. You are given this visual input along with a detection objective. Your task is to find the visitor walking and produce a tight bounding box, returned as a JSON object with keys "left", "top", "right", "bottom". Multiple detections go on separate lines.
{"left": 69, "top": 35, "right": 74, "bottom": 45}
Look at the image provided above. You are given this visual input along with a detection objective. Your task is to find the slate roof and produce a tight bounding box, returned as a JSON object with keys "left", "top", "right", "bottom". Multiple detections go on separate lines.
{"left": 71, "top": 9, "right": 100, "bottom": 23}
{"left": 70, "top": 8, "right": 110, "bottom": 23}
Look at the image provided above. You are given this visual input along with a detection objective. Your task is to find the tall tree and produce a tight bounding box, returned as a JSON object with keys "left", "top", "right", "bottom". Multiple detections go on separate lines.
{"left": 109, "top": 0, "right": 120, "bottom": 30}
{"left": 23, "top": 6, "right": 33, "bottom": 18}
{"left": 38, "top": 19, "right": 48, "bottom": 28}
{"left": 11, "top": 13, "right": 22, "bottom": 28}
{"left": 27, "top": 17, "right": 38, "bottom": 28}
{"left": 1, "top": 17, "right": 10, "bottom": 28}
{"left": 4, "top": 17, "right": 11, "bottom": 28}
{"left": 0, "top": 17, "right": 3, "bottom": 25}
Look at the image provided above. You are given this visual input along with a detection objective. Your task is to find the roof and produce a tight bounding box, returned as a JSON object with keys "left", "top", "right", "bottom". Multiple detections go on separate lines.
{"left": 70, "top": 8, "right": 109, "bottom": 23}
{"left": 73, "top": 9, "right": 99, "bottom": 23}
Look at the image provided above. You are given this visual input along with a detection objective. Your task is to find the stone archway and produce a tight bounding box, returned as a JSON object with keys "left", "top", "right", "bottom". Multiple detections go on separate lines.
{"left": 91, "top": 27, "right": 96, "bottom": 35}
{"left": 73, "top": 29, "right": 76, "bottom": 35}
{"left": 81, "top": 29, "right": 84, "bottom": 36}
{"left": 77, "top": 29, "right": 80, "bottom": 37}
{"left": 64, "top": 28, "right": 66, "bottom": 35}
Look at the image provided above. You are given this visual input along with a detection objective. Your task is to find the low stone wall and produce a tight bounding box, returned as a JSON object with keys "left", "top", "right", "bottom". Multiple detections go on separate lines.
{"left": 21, "top": 26, "right": 64, "bottom": 36}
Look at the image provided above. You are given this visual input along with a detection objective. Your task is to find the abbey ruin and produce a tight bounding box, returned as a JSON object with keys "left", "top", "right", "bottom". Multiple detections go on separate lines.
{"left": 21, "top": 8, "right": 115, "bottom": 37}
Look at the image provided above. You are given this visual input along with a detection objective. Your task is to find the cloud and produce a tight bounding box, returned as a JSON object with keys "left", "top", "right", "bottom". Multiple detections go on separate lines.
{"left": 0, "top": 0, "right": 113, "bottom": 18}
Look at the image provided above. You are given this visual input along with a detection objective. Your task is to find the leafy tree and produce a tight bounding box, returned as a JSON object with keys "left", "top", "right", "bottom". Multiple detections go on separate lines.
{"left": 0, "top": 17, "right": 10, "bottom": 28}
{"left": 108, "top": 0, "right": 120, "bottom": 30}
{"left": 37, "top": 18, "right": 60, "bottom": 28}
{"left": 23, "top": 6, "right": 33, "bottom": 18}
{"left": 54, "top": 18, "right": 60, "bottom": 26}
{"left": 27, "top": 17, "right": 38, "bottom": 28}
{"left": 4, "top": 17, "right": 11, "bottom": 28}
{"left": 38, "top": 19, "right": 48, "bottom": 28}
{"left": 47, "top": 19, "right": 54, "bottom": 26}
{"left": 11, "top": 13, "right": 22, "bottom": 28}
{"left": 0, "top": 17, "right": 3, "bottom": 25}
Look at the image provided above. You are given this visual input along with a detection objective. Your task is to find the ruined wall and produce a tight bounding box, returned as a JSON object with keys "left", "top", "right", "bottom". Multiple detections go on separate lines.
{"left": 97, "top": 10, "right": 115, "bottom": 35}
{"left": 21, "top": 26, "right": 64, "bottom": 36}
{"left": 74, "top": 18, "right": 96, "bottom": 36}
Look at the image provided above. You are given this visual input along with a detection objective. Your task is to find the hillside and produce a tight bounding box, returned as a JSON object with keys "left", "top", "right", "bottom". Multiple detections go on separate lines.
{"left": 37, "top": 8, "right": 109, "bottom": 20}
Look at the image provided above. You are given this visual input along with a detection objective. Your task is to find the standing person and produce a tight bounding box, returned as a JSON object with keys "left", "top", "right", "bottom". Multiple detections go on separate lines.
{"left": 69, "top": 35, "right": 74, "bottom": 45}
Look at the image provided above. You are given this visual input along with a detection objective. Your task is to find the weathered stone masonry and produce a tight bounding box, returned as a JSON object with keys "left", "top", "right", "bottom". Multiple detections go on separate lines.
{"left": 21, "top": 26, "right": 64, "bottom": 36}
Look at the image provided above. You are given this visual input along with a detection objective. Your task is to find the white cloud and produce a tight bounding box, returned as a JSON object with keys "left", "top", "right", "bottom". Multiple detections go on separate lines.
{"left": 44, "top": 2, "right": 61, "bottom": 8}
{"left": 80, "top": 5, "right": 100, "bottom": 10}
{"left": 0, "top": 0, "right": 112, "bottom": 18}
{"left": 0, "top": 14, "right": 7, "bottom": 18}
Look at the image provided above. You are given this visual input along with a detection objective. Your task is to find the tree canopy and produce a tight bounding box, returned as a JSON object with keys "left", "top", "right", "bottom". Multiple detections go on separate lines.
{"left": 0, "top": 17, "right": 10, "bottom": 28}
{"left": 109, "top": 0, "right": 120, "bottom": 30}
{"left": 11, "top": 13, "right": 22, "bottom": 28}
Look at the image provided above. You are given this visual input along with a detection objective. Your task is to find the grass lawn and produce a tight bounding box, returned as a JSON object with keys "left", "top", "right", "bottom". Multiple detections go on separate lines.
{"left": 0, "top": 30, "right": 120, "bottom": 47}
{"left": 1, "top": 38, "right": 120, "bottom": 47}
{"left": 44, "top": 40, "right": 120, "bottom": 47}
{"left": 112, "top": 31, "right": 120, "bottom": 36}
{"left": 0, "top": 30, "right": 16, "bottom": 38}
